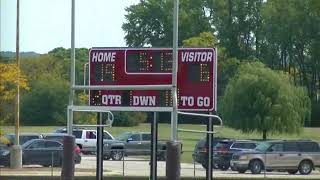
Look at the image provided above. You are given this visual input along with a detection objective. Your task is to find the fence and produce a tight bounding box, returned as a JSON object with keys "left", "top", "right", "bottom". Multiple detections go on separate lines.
{"left": 1, "top": 148, "right": 320, "bottom": 179}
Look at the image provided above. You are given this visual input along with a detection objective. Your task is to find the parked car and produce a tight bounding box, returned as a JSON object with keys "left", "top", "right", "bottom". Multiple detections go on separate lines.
{"left": 4, "top": 133, "right": 43, "bottom": 146}
{"left": 212, "top": 140, "right": 258, "bottom": 170}
{"left": 0, "top": 139, "right": 81, "bottom": 167}
{"left": 193, "top": 137, "right": 224, "bottom": 169}
{"left": 230, "top": 140, "right": 320, "bottom": 174}
{"left": 55, "top": 128, "right": 125, "bottom": 160}
{"left": 193, "top": 138, "right": 257, "bottom": 170}
{"left": 116, "top": 132, "right": 168, "bottom": 160}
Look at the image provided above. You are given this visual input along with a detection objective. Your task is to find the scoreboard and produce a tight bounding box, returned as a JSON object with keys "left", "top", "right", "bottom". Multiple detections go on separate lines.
{"left": 89, "top": 48, "right": 216, "bottom": 111}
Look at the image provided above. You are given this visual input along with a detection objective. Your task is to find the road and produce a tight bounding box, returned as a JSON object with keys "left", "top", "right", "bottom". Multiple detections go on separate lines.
{"left": 76, "top": 155, "right": 320, "bottom": 179}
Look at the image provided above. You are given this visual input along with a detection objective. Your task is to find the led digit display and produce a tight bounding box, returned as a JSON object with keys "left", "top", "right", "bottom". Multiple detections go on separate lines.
{"left": 126, "top": 52, "right": 149, "bottom": 72}
{"left": 94, "top": 64, "right": 115, "bottom": 82}
{"left": 187, "top": 63, "right": 210, "bottom": 82}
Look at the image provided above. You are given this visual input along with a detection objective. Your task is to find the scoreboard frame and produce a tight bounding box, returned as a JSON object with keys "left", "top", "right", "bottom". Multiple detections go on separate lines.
{"left": 89, "top": 47, "right": 217, "bottom": 112}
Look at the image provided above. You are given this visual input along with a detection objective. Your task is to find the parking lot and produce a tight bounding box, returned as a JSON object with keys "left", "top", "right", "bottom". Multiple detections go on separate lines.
{"left": 1, "top": 154, "right": 320, "bottom": 179}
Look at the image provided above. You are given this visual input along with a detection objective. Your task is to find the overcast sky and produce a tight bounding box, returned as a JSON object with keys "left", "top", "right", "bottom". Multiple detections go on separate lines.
{"left": 0, "top": 0, "right": 139, "bottom": 54}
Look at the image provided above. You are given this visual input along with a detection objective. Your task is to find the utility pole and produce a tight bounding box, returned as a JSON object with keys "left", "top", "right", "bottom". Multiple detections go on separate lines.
{"left": 10, "top": 0, "right": 22, "bottom": 169}
{"left": 68, "top": 0, "right": 75, "bottom": 135}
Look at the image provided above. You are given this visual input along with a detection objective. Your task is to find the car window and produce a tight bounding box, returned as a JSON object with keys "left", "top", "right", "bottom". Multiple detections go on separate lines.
{"left": 231, "top": 143, "right": 244, "bottom": 149}
{"left": 269, "top": 143, "right": 283, "bottom": 152}
{"left": 214, "top": 141, "right": 231, "bottom": 150}
{"left": 244, "top": 143, "right": 257, "bottom": 149}
{"left": 20, "top": 136, "right": 40, "bottom": 145}
{"left": 28, "top": 141, "right": 46, "bottom": 149}
{"left": 255, "top": 142, "right": 271, "bottom": 152}
{"left": 116, "top": 132, "right": 131, "bottom": 141}
{"left": 284, "top": 142, "right": 299, "bottom": 152}
{"left": 142, "top": 134, "right": 151, "bottom": 141}
{"left": 298, "top": 142, "right": 320, "bottom": 152}
{"left": 86, "top": 131, "right": 96, "bottom": 139}
{"left": 103, "top": 132, "right": 113, "bottom": 140}
{"left": 46, "top": 141, "right": 61, "bottom": 148}
{"left": 73, "top": 131, "right": 82, "bottom": 138}
{"left": 45, "top": 136, "right": 63, "bottom": 142}
{"left": 130, "top": 134, "right": 140, "bottom": 141}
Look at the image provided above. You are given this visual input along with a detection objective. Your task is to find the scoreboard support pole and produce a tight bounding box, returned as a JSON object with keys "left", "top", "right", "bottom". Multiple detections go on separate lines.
{"left": 167, "top": 0, "right": 180, "bottom": 180}
{"left": 206, "top": 112, "right": 214, "bottom": 180}
{"left": 171, "top": 0, "right": 179, "bottom": 142}
{"left": 96, "top": 112, "right": 104, "bottom": 180}
{"left": 150, "top": 112, "right": 158, "bottom": 180}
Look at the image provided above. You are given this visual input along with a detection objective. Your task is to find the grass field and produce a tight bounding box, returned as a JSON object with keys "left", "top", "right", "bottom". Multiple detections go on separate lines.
{"left": 1, "top": 124, "right": 319, "bottom": 163}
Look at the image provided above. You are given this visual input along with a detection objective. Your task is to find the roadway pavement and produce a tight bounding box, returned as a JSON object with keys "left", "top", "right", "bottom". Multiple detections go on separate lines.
{"left": 1, "top": 155, "right": 320, "bottom": 179}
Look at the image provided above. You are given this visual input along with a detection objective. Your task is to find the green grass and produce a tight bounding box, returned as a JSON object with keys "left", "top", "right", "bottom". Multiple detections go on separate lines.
{"left": 1, "top": 124, "right": 319, "bottom": 163}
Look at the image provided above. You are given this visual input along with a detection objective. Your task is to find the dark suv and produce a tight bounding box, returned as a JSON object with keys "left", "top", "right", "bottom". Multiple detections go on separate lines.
{"left": 213, "top": 140, "right": 258, "bottom": 170}
{"left": 192, "top": 138, "right": 257, "bottom": 170}
{"left": 193, "top": 138, "right": 231, "bottom": 169}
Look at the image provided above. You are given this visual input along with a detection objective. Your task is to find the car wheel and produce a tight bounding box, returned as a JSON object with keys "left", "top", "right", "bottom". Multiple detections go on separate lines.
{"left": 288, "top": 169, "right": 298, "bottom": 174}
{"left": 103, "top": 155, "right": 111, "bottom": 160}
{"left": 219, "top": 163, "right": 230, "bottom": 171}
{"left": 157, "top": 153, "right": 166, "bottom": 161}
{"left": 213, "top": 163, "right": 219, "bottom": 169}
{"left": 250, "top": 160, "right": 263, "bottom": 174}
{"left": 110, "top": 149, "right": 124, "bottom": 161}
{"left": 299, "top": 160, "right": 313, "bottom": 175}
{"left": 201, "top": 163, "right": 207, "bottom": 169}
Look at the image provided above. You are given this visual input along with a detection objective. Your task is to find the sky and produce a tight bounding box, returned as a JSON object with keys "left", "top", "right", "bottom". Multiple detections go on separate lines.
{"left": 0, "top": 0, "right": 139, "bottom": 54}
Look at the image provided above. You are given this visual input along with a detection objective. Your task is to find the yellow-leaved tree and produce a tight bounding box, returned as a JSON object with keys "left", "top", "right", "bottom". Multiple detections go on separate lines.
{"left": 0, "top": 63, "right": 29, "bottom": 130}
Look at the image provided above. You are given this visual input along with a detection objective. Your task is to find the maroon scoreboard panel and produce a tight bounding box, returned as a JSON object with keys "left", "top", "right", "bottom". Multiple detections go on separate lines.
{"left": 89, "top": 48, "right": 216, "bottom": 111}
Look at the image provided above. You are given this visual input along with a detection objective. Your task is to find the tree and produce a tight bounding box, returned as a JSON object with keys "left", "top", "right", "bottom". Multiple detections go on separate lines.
{"left": 20, "top": 55, "right": 69, "bottom": 125}
{"left": 122, "top": 0, "right": 212, "bottom": 47}
{"left": 0, "top": 63, "right": 29, "bottom": 124}
{"left": 182, "top": 32, "right": 241, "bottom": 97}
{"left": 21, "top": 74, "right": 69, "bottom": 125}
{"left": 207, "top": 0, "right": 264, "bottom": 59}
{"left": 222, "top": 62, "right": 311, "bottom": 140}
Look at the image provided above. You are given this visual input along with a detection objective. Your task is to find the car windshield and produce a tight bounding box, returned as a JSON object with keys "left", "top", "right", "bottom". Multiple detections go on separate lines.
{"left": 21, "top": 139, "right": 37, "bottom": 149}
{"left": 255, "top": 142, "right": 271, "bottom": 152}
{"left": 116, "top": 132, "right": 132, "bottom": 141}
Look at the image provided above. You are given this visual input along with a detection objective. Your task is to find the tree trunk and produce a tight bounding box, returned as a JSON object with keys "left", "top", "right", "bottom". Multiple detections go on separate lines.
{"left": 262, "top": 130, "right": 267, "bottom": 141}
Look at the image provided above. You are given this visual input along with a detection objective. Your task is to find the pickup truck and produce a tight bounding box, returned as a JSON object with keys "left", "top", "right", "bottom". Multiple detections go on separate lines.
{"left": 115, "top": 132, "right": 168, "bottom": 160}
{"left": 55, "top": 128, "right": 125, "bottom": 160}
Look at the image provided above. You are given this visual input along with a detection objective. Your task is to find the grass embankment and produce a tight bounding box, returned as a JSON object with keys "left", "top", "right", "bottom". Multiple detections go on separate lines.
{"left": 1, "top": 124, "right": 319, "bottom": 163}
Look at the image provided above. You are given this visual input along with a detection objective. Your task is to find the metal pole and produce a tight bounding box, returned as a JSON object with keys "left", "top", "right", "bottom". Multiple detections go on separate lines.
{"left": 150, "top": 112, "right": 158, "bottom": 180}
{"left": 10, "top": 0, "right": 22, "bottom": 169}
{"left": 51, "top": 152, "right": 54, "bottom": 178}
{"left": 96, "top": 113, "right": 104, "bottom": 180}
{"left": 15, "top": 0, "right": 20, "bottom": 148}
{"left": 171, "top": 0, "right": 179, "bottom": 141}
{"left": 206, "top": 112, "right": 213, "bottom": 180}
{"left": 83, "top": 63, "right": 88, "bottom": 94}
{"left": 68, "top": 0, "right": 75, "bottom": 135}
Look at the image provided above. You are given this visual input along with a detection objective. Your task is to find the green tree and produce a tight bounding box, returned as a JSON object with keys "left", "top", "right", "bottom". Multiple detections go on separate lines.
{"left": 122, "top": 0, "right": 212, "bottom": 47}
{"left": 21, "top": 74, "right": 69, "bottom": 125}
{"left": 222, "top": 62, "right": 311, "bottom": 140}
{"left": 207, "top": 0, "right": 264, "bottom": 59}
{"left": 182, "top": 32, "right": 241, "bottom": 97}
{"left": 20, "top": 55, "right": 69, "bottom": 125}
